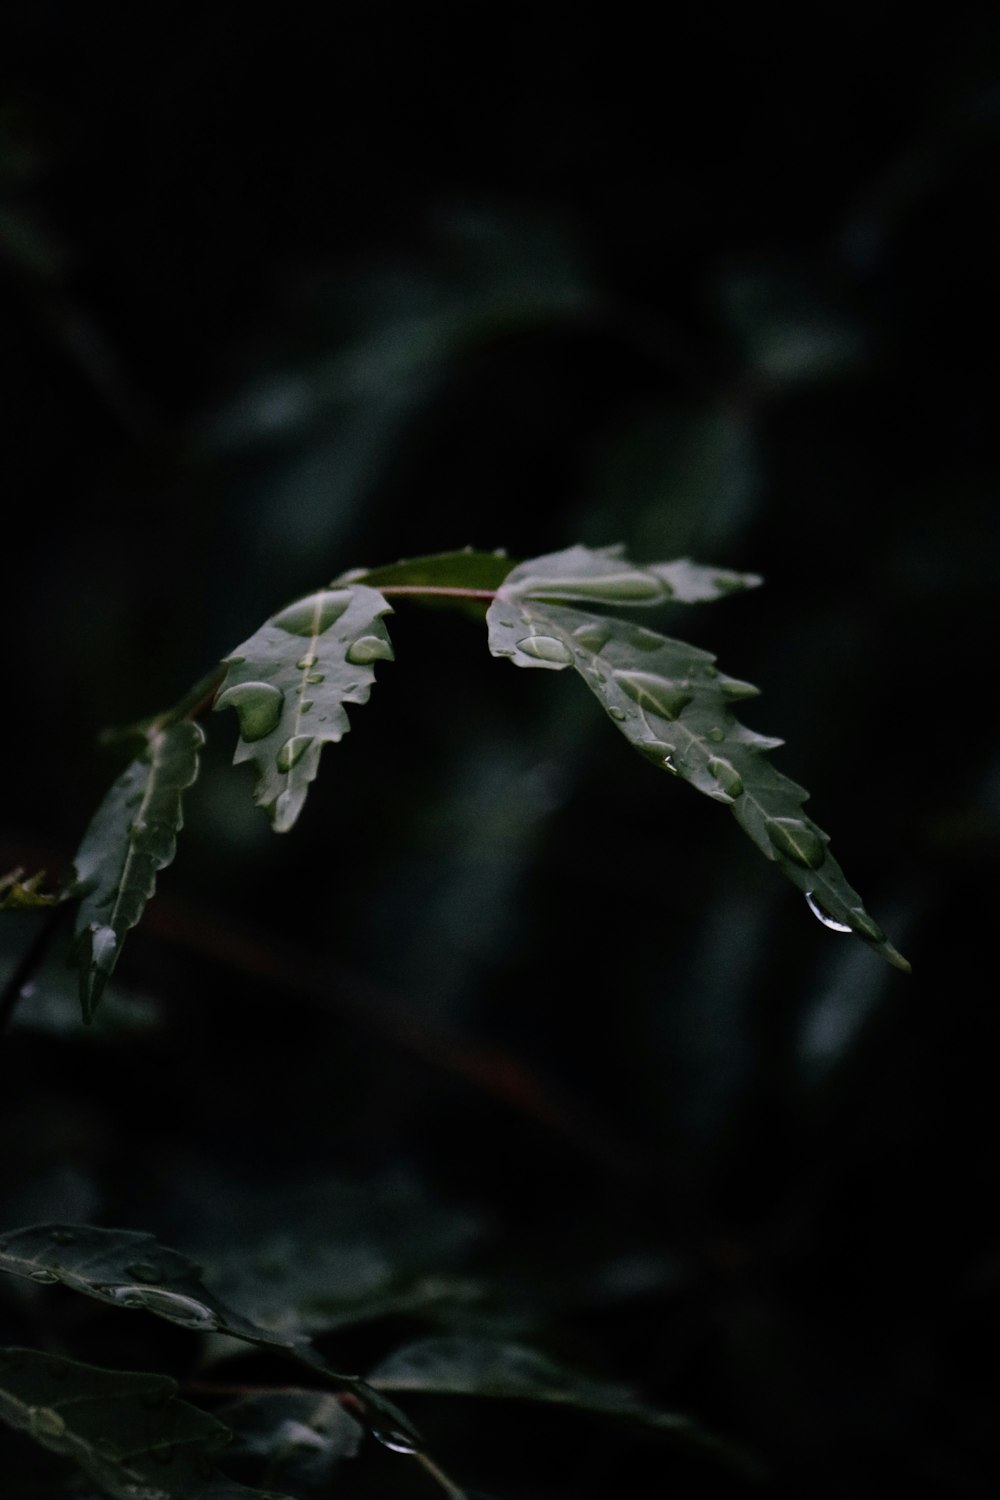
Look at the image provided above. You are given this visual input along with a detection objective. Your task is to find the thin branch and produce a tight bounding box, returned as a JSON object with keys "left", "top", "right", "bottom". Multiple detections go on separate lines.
{"left": 0, "top": 902, "right": 68, "bottom": 1039}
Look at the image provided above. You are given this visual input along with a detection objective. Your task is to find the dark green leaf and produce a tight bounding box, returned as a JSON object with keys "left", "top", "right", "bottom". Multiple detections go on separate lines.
{"left": 369, "top": 1337, "right": 761, "bottom": 1476}
{"left": 488, "top": 590, "right": 908, "bottom": 970}
{"left": 0, "top": 1225, "right": 419, "bottom": 1447}
{"left": 0, "top": 1346, "right": 290, "bottom": 1500}
{"left": 346, "top": 549, "right": 514, "bottom": 596}
{"left": 68, "top": 722, "right": 204, "bottom": 1020}
{"left": 215, "top": 584, "right": 393, "bottom": 832}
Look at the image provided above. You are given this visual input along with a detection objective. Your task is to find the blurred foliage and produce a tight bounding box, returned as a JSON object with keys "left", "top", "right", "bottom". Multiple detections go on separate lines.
{"left": 2, "top": 7, "right": 999, "bottom": 1497}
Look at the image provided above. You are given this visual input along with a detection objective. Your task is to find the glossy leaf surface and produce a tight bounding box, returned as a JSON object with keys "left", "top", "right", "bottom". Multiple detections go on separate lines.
{"left": 69, "top": 722, "right": 204, "bottom": 1020}
{"left": 215, "top": 584, "right": 393, "bottom": 832}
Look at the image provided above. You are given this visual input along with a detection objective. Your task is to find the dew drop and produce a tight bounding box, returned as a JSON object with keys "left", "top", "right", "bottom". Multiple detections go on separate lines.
{"left": 305, "top": 672, "right": 325, "bottom": 684}
{"left": 101, "top": 1285, "right": 219, "bottom": 1329}
{"left": 296, "top": 655, "right": 317, "bottom": 669}
{"left": 49, "top": 1229, "right": 77, "bottom": 1245}
{"left": 766, "top": 818, "right": 827, "bottom": 870}
{"left": 664, "top": 755, "right": 679, "bottom": 775}
{"left": 614, "top": 671, "right": 692, "bottom": 720}
{"left": 91, "top": 924, "right": 117, "bottom": 968}
{"left": 125, "top": 1262, "right": 161, "bottom": 1284}
{"left": 372, "top": 1426, "right": 420, "bottom": 1456}
{"left": 29, "top": 1269, "right": 58, "bottom": 1284}
{"left": 29, "top": 1406, "right": 66, "bottom": 1439}
{"left": 707, "top": 727, "right": 725, "bottom": 743}
{"left": 515, "top": 635, "right": 573, "bottom": 664}
{"left": 346, "top": 634, "right": 395, "bottom": 664}
{"left": 719, "top": 676, "right": 761, "bottom": 701}
{"left": 216, "top": 681, "right": 283, "bottom": 741}
{"left": 273, "top": 589, "right": 352, "bottom": 636}
{"left": 276, "top": 736, "right": 314, "bottom": 773}
{"left": 300, "top": 699, "right": 314, "bottom": 712}
{"left": 804, "top": 891, "right": 851, "bottom": 932}
{"left": 707, "top": 757, "right": 744, "bottom": 798}
{"left": 702, "top": 665, "right": 719, "bottom": 678}
{"left": 571, "top": 622, "right": 611, "bottom": 653}
{"left": 608, "top": 706, "right": 626, "bottom": 721}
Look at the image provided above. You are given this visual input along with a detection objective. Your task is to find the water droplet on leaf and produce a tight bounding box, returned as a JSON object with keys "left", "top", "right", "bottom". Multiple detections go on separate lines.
{"left": 277, "top": 736, "right": 314, "bottom": 773}
{"left": 29, "top": 1269, "right": 59, "bottom": 1284}
{"left": 707, "top": 727, "right": 725, "bottom": 743}
{"left": 766, "top": 818, "right": 827, "bottom": 870}
{"left": 707, "top": 757, "right": 744, "bottom": 798}
{"left": 216, "top": 681, "right": 283, "bottom": 741}
{"left": 29, "top": 1407, "right": 66, "bottom": 1439}
{"left": 296, "top": 655, "right": 317, "bottom": 669}
{"left": 305, "top": 672, "right": 325, "bottom": 683}
{"left": 372, "top": 1426, "right": 419, "bottom": 1456}
{"left": 515, "top": 635, "right": 573, "bottom": 664}
{"left": 101, "top": 1285, "right": 219, "bottom": 1329}
{"left": 608, "top": 706, "right": 626, "bottom": 721}
{"left": 804, "top": 891, "right": 851, "bottom": 932}
{"left": 346, "top": 634, "right": 394, "bottom": 664}
{"left": 273, "top": 589, "right": 352, "bottom": 636}
{"left": 125, "top": 1262, "right": 161, "bottom": 1283}
{"left": 614, "top": 671, "right": 693, "bottom": 720}
{"left": 571, "top": 622, "right": 611, "bottom": 652}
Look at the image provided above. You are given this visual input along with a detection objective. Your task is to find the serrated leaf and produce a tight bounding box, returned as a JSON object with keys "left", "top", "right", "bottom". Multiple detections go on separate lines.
{"left": 488, "top": 592, "right": 908, "bottom": 970}
{"left": 0, "top": 1225, "right": 419, "bottom": 1447}
{"left": 68, "top": 722, "right": 204, "bottom": 1021}
{"left": 0, "top": 1346, "right": 291, "bottom": 1500}
{"left": 369, "top": 1337, "right": 760, "bottom": 1477}
{"left": 215, "top": 584, "right": 393, "bottom": 832}
{"left": 499, "top": 543, "right": 761, "bottom": 606}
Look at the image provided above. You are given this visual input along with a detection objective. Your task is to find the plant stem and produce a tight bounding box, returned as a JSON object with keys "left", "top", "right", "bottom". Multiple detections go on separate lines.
{"left": 0, "top": 902, "right": 68, "bottom": 1039}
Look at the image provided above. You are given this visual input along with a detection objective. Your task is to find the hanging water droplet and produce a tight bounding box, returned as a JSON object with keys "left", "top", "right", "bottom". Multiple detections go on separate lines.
{"left": 29, "top": 1407, "right": 66, "bottom": 1439}
{"left": 707, "top": 757, "right": 744, "bottom": 798}
{"left": 273, "top": 589, "right": 353, "bottom": 636}
{"left": 848, "top": 908, "right": 886, "bottom": 944}
{"left": 664, "top": 755, "right": 679, "bottom": 775}
{"left": 608, "top": 706, "right": 626, "bottom": 721}
{"left": 766, "top": 818, "right": 827, "bottom": 870}
{"left": 29, "top": 1269, "right": 59, "bottom": 1284}
{"left": 707, "top": 727, "right": 725, "bottom": 743}
{"left": 216, "top": 681, "right": 283, "bottom": 741}
{"left": 276, "top": 736, "right": 314, "bottom": 773}
{"left": 49, "top": 1229, "right": 77, "bottom": 1245}
{"left": 372, "top": 1426, "right": 420, "bottom": 1456}
{"left": 346, "top": 634, "right": 395, "bottom": 664}
{"left": 515, "top": 635, "right": 573, "bottom": 664}
{"left": 719, "top": 676, "right": 761, "bottom": 701}
{"left": 125, "top": 1261, "right": 161, "bottom": 1283}
{"left": 101, "top": 1285, "right": 219, "bottom": 1329}
{"left": 804, "top": 891, "right": 852, "bottom": 932}
{"left": 90, "top": 924, "right": 117, "bottom": 970}
{"left": 614, "top": 671, "right": 693, "bottom": 720}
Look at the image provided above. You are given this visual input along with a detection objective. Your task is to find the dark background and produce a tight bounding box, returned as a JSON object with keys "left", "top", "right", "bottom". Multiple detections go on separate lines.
{"left": 1, "top": 7, "right": 998, "bottom": 1497}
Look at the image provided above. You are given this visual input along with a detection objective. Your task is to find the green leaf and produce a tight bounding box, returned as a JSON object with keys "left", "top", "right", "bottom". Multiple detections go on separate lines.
{"left": 0, "top": 1346, "right": 290, "bottom": 1500}
{"left": 369, "top": 1337, "right": 761, "bottom": 1477}
{"left": 346, "top": 548, "right": 514, "bottom": 595}
{"left": 488, "top": 589, "right": 908, "bottom": 971}
{"left": 0, "top": 1224, "right": 419, "bottom": 1447}
{"left": 68, "top": 721, "right": 205, "bottom": 1021}
{"left": 499, "top": 543, "right": 761, "bottom": 606}
{"left": 214, "top": 584, "right": 393, "bottom": 832}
